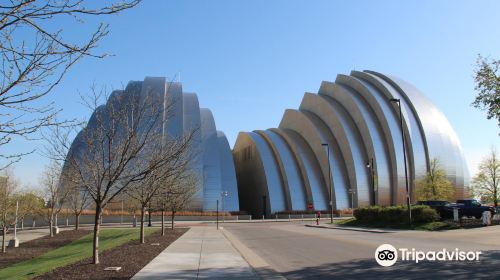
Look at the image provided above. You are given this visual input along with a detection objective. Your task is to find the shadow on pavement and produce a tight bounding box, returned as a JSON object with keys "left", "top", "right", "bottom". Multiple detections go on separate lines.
{"left": 283, "top": 250, "right": 500, "bottom": 280}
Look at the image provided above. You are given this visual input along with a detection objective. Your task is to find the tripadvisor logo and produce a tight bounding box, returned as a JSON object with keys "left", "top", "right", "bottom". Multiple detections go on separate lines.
{"left": 375, "top": 244, "right": 398, "bottom": 266}
{"left": 375, "top": 244, "right": 482, "bottom": 267}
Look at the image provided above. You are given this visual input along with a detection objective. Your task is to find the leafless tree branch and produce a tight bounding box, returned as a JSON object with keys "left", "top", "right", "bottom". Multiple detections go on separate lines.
{"left": 0, "top": 0, "right": 142, "bottom": 169}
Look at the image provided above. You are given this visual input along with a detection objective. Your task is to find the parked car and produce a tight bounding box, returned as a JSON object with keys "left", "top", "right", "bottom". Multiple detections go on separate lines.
{"left": 415, "top": 200, "right": 453, "bottom": 219}
{"left": 445, "top": 199, "right": 496, "bottom": 219}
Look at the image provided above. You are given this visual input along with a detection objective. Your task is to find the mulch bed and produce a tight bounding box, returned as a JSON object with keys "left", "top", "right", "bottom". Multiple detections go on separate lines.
{"left": 35, "top": 227, "right": 188, "bottom": 280}
{"left": 0, "top": 230, "right": 90, "bottom": 269}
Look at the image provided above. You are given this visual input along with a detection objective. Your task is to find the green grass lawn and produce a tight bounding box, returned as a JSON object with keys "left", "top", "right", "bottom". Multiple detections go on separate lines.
{"left": 333, "top": 218, "right": 459, "bottom": 231}
{"left": 0, "top": 228, "right": 158, "bottom": 280}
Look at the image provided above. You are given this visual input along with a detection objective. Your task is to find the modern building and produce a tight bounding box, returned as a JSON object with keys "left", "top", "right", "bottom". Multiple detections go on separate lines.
{"left": 65, "top": 71, "right": 469, "bottom": 217}
{"left": 233, "top": 70, "right": 469, "bottom": 217}
{"left": 64, "top": 77, "right": 239, "bottom": 212}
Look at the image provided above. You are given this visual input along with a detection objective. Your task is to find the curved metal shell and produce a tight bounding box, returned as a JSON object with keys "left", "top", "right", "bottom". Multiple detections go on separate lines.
{"left": 200, "top": 108, "right": 223, "bottom": 211}
{"left": 63, "top": 78, "right": 239, "bottom": 212}
{"left": 217, "top": 131, "right": 240, "bottom": 211}
{"left": 233, "top": 70, "right": 469, "bottom": 216}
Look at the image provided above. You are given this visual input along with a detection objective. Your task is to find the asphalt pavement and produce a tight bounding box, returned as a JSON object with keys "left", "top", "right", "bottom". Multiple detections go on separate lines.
{"left": 223, "top": 221, "right": 500, "bottom": 279}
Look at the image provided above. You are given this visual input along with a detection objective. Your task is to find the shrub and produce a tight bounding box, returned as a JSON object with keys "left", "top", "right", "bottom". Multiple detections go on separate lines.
{"left": 411, "top": 206, "right": 440, "bottom": 223}
{"left": 379, "top": 206, "right": 406, "bottom": 223}
{"left": 354, "top": 205, "right": 438, "bottom": 224}
{"left": 354, "top": 206, "right": 380, "bottom": 221}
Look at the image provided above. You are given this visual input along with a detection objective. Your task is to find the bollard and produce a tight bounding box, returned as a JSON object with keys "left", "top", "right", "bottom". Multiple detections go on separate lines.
{"left": 482, "top": 211, "right": 492, "bottom": 226}
{"left": 288, "top": 214, "right": 291, "bottom": 222}
{"left": 301, "top": 214, "right": 304, "bottom": 221}
{"left": 262, "top": 215, "right": 264, "bottom": 220}
{"left": 275, "top": 214, "right": 278, "bottom": 221}
{"left": 453, "top": 208, "right": 459, "bottom": 222}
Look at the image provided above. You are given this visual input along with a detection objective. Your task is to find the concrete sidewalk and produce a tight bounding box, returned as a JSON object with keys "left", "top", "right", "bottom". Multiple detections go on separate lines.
{"left": 2, "top": 227, "right": 71, "bottom": 247}
{"left": 132, "top": 226, "right": 258, "bottom": 279}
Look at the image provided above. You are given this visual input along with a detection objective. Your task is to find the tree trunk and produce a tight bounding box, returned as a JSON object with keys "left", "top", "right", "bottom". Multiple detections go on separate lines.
{"left": 494, "top": 188, "right": 498, "bottom": 207}
{"left": 92, "top": 204, "right": 102, "bottom": 264}
{"left": 140, "top": 206, "right": 145, "bottom": 244}
{"left": 161, "top": 209, "right": 165, "bottom": 236}
{"left": 49, "top": 216, "right": 53, "bottom": 238}
{"left": 171, "top": 209, "right": 176, "bottom": 230}
{"left": 75, "top": 213, "right": 80, "bottom": 231}
{"left": 148, "top": 203, "right": 152, "bottom": 227}
{"left": 2, "top": 227, "right": 6, "bottom": 253}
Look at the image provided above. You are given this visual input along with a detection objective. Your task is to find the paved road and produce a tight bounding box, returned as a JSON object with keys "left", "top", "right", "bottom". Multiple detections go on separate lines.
{"left": 224, "top": 221, "right": 500, "bottom": 279}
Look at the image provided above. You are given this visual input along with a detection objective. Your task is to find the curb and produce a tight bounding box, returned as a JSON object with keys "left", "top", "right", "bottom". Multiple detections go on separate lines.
{"left": 221, "top": 228, "right": 286, "bottom": 280}
{"left": 305, "top": 224, "right": 396, "bottom": 233}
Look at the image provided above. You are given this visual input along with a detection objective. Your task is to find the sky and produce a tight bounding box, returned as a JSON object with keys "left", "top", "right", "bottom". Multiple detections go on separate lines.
{"left": 3, "top": 0, "right": 500, "bottom": 188}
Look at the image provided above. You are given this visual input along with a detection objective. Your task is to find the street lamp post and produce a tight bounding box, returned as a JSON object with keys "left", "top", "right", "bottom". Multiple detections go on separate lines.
{"left": 9, "top": 200, "right": 19, "bottom": 247}
{"left": 321, "top": 143, "right": 334, "bottom": 224}
{"left": 389, "top": 98, "right": 412, "bottom": 228}
{"left": 221, "top": 191, "right": 228, "bottom": 223}
{"left": 348, "top": 188, "right": 356, "bottom": 209}
{"left": 216, "top": 199, "right": 219, "bottom": 230}
{"left": 121, "top": 200, "right": 124, "bottom": 225}
{"left": 366, "top": 158, "right": 376, "bottom": 206}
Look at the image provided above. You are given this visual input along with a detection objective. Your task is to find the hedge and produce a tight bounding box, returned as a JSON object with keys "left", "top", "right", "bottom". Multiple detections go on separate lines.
{"left": 353, "top": 205, "right": 439, "bottom": 224}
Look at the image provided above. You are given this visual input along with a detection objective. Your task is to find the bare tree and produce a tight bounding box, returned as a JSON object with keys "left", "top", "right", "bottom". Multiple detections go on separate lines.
{"left": 470, "top": 148, "right": 500, "bottom": 206}
{"left": 62, "top": 84, "right": 196, "bottom": 264}
{"left": 122, "top": 195, "right": 140, "bottom": 227}
{"left": 0, "top": 168, "right": 18, "bottom": 253}
{"left": 162, "top": 173, "right": 198, "bottom": 231}
{"left": 41, "top": 116, "right": 89, "bottom": 230}
{"left": 65, "top": 181, "right": 91, "bottom": 231}
{"left": 125, "top": 134, "right": 195, "bottom": 243}
{"left": 13, "top": 189, "right": 44, "bottom": 230}
{"left": 0, "top": 0, "right": 142, "bottom": 169}
{"left": 153, "top": 176, "right": 196, "bottom": 235}
{"left": 40, "top": 160, "right": 69, "bottom": 237}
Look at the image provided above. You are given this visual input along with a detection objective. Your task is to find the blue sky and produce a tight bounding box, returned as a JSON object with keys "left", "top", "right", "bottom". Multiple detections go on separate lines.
{"left": 5, "top": 0, "right": 500, "bottom": 187}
